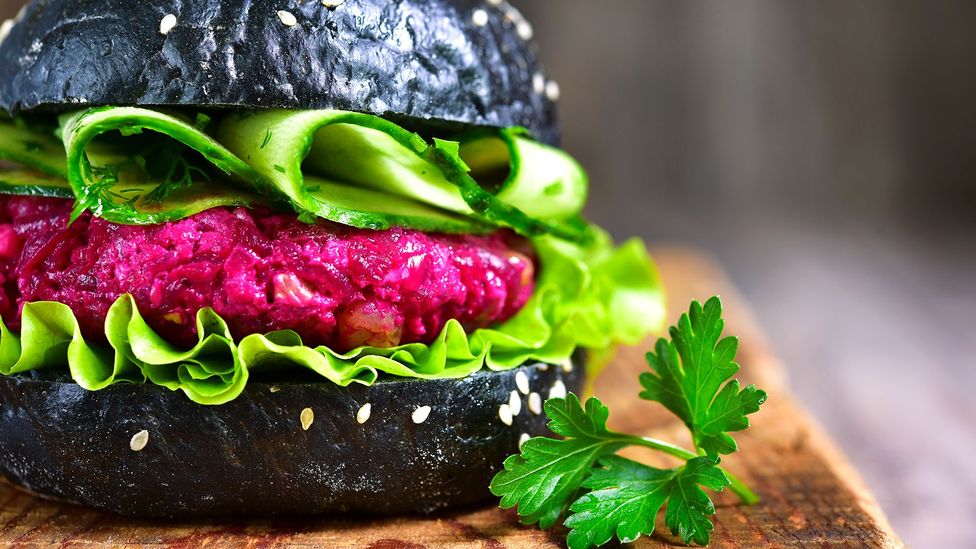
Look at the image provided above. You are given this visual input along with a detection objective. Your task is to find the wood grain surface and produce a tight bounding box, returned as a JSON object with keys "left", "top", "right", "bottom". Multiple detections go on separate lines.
{"left": 0, "top": 247, "right": 904, "bottom": 548}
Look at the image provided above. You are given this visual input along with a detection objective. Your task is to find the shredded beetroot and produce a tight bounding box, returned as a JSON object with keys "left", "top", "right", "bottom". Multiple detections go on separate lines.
{"left": 0, "top": 196, "right": 536, "bottom": 351}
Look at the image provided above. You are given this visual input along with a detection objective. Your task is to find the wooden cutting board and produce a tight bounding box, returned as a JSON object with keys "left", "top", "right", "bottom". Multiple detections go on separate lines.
{"left": 0, "top": 247, "right": 904, "bottom": 548}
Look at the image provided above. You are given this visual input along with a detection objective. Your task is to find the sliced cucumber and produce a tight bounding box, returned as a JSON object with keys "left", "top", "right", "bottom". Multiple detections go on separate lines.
{"left": 218, "top": 110, "right": 587, "bottom": 240}
{"left": 460, "top": 129, "right": 588, "bottom": 222}
{"left": 0, "top": 118, "right": 67, "bottom": 178}
{"left": 219, "top": 111, "right": 485, "bottom": 233}
{"left": 426, "top": 138, "right": 587, "bottom": 241}
{"left": 0, "top": 169, "right": 74, "bottom": 198}
{"left": 1, "top": 107, "right": 589, "bottom": 239}
{"left": 60, "top": 108, "right": 485, "bottom": 233}
{"left": 60, "top": 107, "right": 269, "bottom": 224}
{"left": 304, "top": 176, "right": 489, "bottom": 233}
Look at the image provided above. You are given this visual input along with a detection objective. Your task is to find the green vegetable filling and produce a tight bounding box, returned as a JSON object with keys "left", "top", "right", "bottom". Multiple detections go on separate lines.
{"left": 0, "top": 107, "right": 663, "bottom": 399}
{"left": 0, "top": 107, "right": 590, "bottom": 237}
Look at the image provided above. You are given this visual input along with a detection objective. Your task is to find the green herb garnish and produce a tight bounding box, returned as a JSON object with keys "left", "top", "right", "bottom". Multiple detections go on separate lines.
{"left": 491, "top": 297, "right": 766, "bottom": 547}
{"left": 260, "top": 128, "right": 273, "bottom": 149}
{"left": 140, "top": 144, "right": 211, "bottom": 205}
{"left": 640, "top": 296, "right": 766, "bottom": 460}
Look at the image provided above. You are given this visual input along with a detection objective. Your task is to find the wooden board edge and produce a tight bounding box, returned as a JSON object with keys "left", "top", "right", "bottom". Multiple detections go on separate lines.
{"left": 795, "top": 404, "right": 906, "bottom": 548}
{"left": 650, "top": 245, "right": 905, "bottom": 547}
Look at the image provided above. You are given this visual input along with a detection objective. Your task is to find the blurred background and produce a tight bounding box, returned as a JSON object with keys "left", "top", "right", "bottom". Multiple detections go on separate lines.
{"left": 516, "top": 1, "right": 976, "bottom": 547}
{"left": 2, "top": 0, "right": 974, "bottom": 546}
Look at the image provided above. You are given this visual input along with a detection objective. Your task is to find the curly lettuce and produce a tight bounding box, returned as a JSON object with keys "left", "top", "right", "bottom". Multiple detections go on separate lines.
{"left": 0, "top": 230, "right": 663, "bottom": 404}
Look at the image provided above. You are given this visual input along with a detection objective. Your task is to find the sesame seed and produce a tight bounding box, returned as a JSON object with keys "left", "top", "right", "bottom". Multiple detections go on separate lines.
{"left": 561, "top": 357, "right": 574, "bottom": 373}
{"left": 0, "top": 20, "right": 14, "bottom": 45}
{"left": 532, "top": 72, "right": 545, "bottom": 95}
{"left": 528, "top": 392, "right": 542, "bottom": 415}
{"left": 515, "top": 371, "right": 530, "bottom": 395}
{"left": 549, "top": 379, "right": 567, "bottom": 400}
{"left": 269, "top": 385, "right": 281, "bottom": 393}
{"left": 159, "top": 14, "right": 177, "bottom": 36}
{"left": 300, "top": 407, "right": 314, "bottom": 430}
{"left": 471, "top": 9, "right": 489, "bottom": 27}
{"left": 322, "top": 0, "right": 345, "bottom": 7}
{"left": 498, "top": 403, "right": 513, "bottom": 426}
{"left": 518, "top": 433, "right": 531, "bottom": 450}
{"left": 487, "top": 0, "right": 503, "bottom": 6}
{"left": 412, "top": 405, "right": 432, "bottom": 424}
{"left": 277, "top": 10, "right": 298, "bottom": 27}
{"left": 129, "top": 430, "right": 149, "bottom": 452}
{"left": 537, "top": 362, "right": 549, "bottom": 372}
{"left": 357, "top": 403, "right": 372, "bottom": 424}
{"left": 516, "top": 20, "right": 533, "bottom": 40}
{"left": 545, "top": 80, "right": 561, "bottom": 101}
{"left": 509, "top": 390, "right": 522, "bottom": 416}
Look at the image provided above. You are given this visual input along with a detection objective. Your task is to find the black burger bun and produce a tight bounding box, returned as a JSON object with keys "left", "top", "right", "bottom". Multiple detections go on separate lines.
{"left": 0, "top": 0, "right": 559, "bottom": 144}
{"left": 0, "top": 358, "right": 583, "bottom": 518}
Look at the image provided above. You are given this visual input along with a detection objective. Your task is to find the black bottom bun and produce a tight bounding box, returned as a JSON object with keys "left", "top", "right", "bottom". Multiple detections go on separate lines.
{"left": 0, "top": 357, "right": 583, "bottom": 518}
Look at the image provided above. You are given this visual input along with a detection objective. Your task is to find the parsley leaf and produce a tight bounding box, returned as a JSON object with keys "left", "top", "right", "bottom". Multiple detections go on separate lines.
{"left": 565, "top": 456, "right": 674, "bottom": 547}
{"left": 490, "top": 394, "right": 627, "bottom": 528}
{"left": 639, "top": 296, "right": 766, "bottom": 458}
{"left": 492, "top": 296, "right": 766, "bottom": 548}
{"left": 665, "top": 456, "right": 731, "bottom": 545}
{"left": 566, "top": 455, "right": 730, "bottom": 548}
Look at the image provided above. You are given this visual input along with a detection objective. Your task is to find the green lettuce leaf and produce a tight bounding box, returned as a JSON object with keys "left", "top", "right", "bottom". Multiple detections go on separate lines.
{"left": 0, "top": 230, "right": 664, "bottom": 404}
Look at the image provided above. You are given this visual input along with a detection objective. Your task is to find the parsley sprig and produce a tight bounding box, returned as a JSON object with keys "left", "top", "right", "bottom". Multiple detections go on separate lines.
{"left": 491, "top": 297, "right": 767, "bottom": 547}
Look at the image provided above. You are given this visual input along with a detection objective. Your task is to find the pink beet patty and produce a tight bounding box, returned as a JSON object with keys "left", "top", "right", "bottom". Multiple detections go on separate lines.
{"left": 0, "top": 196, "right": 535, "bottom": 351}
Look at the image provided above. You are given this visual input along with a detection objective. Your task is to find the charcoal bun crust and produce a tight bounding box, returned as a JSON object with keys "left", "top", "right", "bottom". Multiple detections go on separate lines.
{"left": 0, "top": 0, "right": 559, "bottom": 144}
{"left": 0, "top": 359, "right": 582, "bottom": 518}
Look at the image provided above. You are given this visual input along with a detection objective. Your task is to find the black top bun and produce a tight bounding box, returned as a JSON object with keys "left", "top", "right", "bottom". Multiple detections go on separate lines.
{"left": 0, "top": 0, "right": 559, "bottom": 143}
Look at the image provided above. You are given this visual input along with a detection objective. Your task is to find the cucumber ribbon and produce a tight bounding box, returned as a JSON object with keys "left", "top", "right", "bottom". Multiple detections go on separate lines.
{"left": 0, "top": 230, "right": 664, "bottom": 404}
{"left": 2, "top": 107, "right": 588, "bottom": 239}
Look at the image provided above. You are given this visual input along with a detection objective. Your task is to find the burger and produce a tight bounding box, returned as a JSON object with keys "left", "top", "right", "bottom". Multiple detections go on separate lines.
{"left": 0, "top": 0, "right": 664, "bottom": 517}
